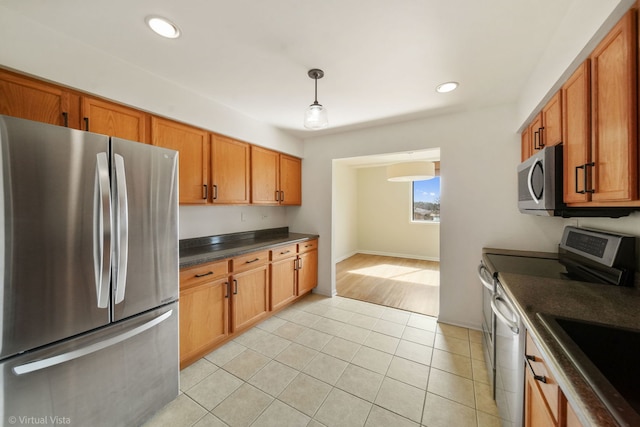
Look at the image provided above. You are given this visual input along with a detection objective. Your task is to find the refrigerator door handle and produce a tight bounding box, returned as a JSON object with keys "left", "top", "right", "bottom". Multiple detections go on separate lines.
{"left": 113, "top": 154, "right": 129, "bottom": 305}
{"left": 93, "top": 152, "right": 112, "bottom": 308}
{"left": 12, "top": 309, "right": 173, "bottom": 375}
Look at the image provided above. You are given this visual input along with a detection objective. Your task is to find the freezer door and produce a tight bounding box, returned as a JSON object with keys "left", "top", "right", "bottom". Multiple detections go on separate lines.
{"left": 0, "top": 115, "right": 111, "bottom": 360}
{"left": 1, "top": 303, "right": 179, "bottom": 427}
{"left": 111, "top": 138, "right": 178, "bottom": 321}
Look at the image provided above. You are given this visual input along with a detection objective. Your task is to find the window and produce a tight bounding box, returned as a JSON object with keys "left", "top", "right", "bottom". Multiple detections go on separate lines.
{"left": 413, "top": 177, "right": 440, "bottom": 222}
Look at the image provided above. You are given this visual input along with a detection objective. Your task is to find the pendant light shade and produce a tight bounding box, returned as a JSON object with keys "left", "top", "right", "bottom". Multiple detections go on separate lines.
{"left": 387, "top": 161, "right": 436, "bottom": 182}
{"left": 304, "top": 69, "right": 328, "bottom": 129}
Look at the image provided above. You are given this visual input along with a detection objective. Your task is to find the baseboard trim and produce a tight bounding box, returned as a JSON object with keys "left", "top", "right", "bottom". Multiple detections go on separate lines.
{"left": 355, "top": 250, "right": 440, "bottom": 262}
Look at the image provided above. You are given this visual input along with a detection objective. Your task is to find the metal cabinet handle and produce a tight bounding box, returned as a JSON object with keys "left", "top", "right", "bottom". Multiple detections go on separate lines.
{"left": 298, "top": 258, "right": 303, "bottom": 270}
{"left": 584, "top": 162, "right": 595, "bottom": 194}
{"left": 84, "top": 117, "right": 89, "bottom": 131}
{"left": 62, "top": 112, "right": 69, "bottom": 127}
{"left": 575, "top": 164, "right": 585, "bottom": 194}
{"left": 203, "top": 184, "right": 208, "bottom": 200}
{"left": 225, "top": 281, "right": 230, "bottom": 298}
{"left": 533, "top": 130, "right": 541, "bottom": 150}
{"left": 275, "top": 190, "right": 280, "bottom": 202}
{"left": 280, "top": 250, "right": 291, "bottom": 255}
{"left": 245, "top": 258, "right": 260, "bottom": 264}
{"left": 525, "top": 355, "right": 547, "bottom": 383}
{"left": 213, "top": 184, "right": 218, "bottom": 200}
{"left": 195, "top": 271, "right": 214, "bottom": 278}
{"left": 280, "top": 191, "right": 284, "bottom": 202}
{"left": 233, "top": 279, "right": 238, "bottom": 295}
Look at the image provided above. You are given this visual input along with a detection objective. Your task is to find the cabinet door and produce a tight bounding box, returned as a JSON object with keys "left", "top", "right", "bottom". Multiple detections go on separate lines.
{"left": 590, "top": 10, "right": 638, "bottom": 202}
{"left": 524, "top": 368, "right": 557, "bottom": 427}
{"left": 280, "top": 154, "right": 302, "bottom": 205}
{"left": 211, "top": 134, "right": 250, "bottom": 204}
{"left": 542, "top": 91, "right": 562, "bottom": 147}
{"left": 270, "top": 257, "right": 297, "bottom": 311}
{"left": 563, "top": 61, "right": 591, "bottom": 204}
{"left": 231, "top": 265, "right": 269, "bottom": 333}
{"left": 179, "top": 278, "right": 230, "bottom": 367}
{"left": 82, "top": 96, "right": 148, "bottom": 143}
{"left": 0, "top": 70, "right": 77, "bottom": 128}
{"left": 521, "top": 126, "right": 532, "bottom": 162}
{"left": 297, "top": 249, "right": 318, "bottom": 296}
{"left": 152, "top": 117, "right": 209, "bottom": 204}
{"left": 251, "top": 146, "right": 279, "bottom": 204}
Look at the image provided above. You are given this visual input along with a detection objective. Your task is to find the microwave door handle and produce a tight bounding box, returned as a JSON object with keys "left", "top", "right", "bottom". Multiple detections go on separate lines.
{"left": 527, "top": 159, "right": 541, "bottom": 204}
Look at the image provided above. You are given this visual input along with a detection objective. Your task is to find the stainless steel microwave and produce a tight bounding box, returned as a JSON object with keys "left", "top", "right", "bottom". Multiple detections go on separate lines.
{"left": 517, "top": 145, "right": 564, "bottom": 215}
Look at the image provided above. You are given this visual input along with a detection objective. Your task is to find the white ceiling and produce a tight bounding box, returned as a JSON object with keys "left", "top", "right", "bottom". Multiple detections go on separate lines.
{"left": 3, "top": 0, "right": 577, "bottom": 138}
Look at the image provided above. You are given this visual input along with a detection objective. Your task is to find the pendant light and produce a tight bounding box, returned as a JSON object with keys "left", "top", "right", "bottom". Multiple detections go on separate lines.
{"left": 387, "top": 161, "right": 436, "bottom": 182}
{"left": 304, "top": 69, "right": 328, "bottom": 129}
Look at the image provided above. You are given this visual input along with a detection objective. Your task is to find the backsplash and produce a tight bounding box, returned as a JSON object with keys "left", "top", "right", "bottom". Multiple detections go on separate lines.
{"left": 179, "top": 205, "right": 289, "bottom": 239}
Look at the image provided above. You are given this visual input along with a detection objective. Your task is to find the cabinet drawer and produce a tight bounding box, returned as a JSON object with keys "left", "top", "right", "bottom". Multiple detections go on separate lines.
{"left": 232, "top": 250, "right": 269, "bottom": 273}
{"left": 526, "top": 333, "right": 560, "bottom": 422}
{"left": 270, "top": 244, "right": 297, "bottom": 261}
{"left": 180, "top": 260, "right": 229, "bottom": 289}
{"left": 298, "top": 239, "right": 318, "bottom": 254}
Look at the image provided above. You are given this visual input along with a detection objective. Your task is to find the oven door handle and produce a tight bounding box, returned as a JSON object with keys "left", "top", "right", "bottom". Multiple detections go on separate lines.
{"left": 477, "top": 263, "right": 494, "bottom": 292}
{"left": 491, "top": 294, "right": 519, "bottom": 334}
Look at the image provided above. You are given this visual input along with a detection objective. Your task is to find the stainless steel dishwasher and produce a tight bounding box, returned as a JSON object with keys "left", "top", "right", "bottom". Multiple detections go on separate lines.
{"left": 492, "top": 281, "right": 525, "bottom": 427}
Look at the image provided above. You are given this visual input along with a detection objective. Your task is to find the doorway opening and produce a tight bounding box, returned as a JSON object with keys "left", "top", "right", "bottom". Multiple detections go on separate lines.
{"left": 332, "top": 149, "right": 441, "bottom": 317}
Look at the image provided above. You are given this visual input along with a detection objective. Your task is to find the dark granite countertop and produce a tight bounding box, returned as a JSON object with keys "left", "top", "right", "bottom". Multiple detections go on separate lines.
{"left": 484, "top": 248, "right": 640, "bottom": 426}
{"left": 180, "top": 227, "right": 319, "bottom": 268}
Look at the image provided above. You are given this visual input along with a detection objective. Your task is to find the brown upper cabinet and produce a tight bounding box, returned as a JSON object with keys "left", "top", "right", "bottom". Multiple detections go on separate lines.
{"left": 0, "top": 69, "right": 80, "bottom": 128}
{"left": 211, "top": 134, "right": 251, "bottom": 204}
{"left": 541, "top": 92, "right": 563, "bottom": 148}
{"left": 279, "top": 154, "right": 302, "bottom": 205}
{"left": 562, "top": 61, "right": 592, "bottom": 205}
{"left": 152, "top": 117, "right": 210, "bottom": 205}
{"left": 82, "top": 96, "right": 149, "bottom": 144}
{"left": 589, "top": 9, "right": 638, "bottom": 203}
{"left": 251, "top": 146, "right": 302, "bottom": 205}
{"left": 563, "top": 9, "right": 638, "bottom": 206}
{"left": 0, "top": 68, "right": 303, "bottom": 207}
{"left": 521, "top": 92, "right": 562, "bottom": 161}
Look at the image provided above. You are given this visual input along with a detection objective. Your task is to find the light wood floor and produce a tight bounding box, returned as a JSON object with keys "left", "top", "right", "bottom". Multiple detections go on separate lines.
{"left": 336, "top": 253, "right": 439, "bottom": 317}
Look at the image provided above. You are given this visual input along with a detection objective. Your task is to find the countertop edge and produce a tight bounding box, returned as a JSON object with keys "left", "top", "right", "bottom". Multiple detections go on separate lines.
{"left": 179, "top": 233, "right": 319, "bottom": 269}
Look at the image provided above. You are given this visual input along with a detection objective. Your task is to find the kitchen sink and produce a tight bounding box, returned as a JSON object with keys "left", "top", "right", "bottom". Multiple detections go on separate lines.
{"left": 537, "top": 313, "right": 640, "bottom": 427}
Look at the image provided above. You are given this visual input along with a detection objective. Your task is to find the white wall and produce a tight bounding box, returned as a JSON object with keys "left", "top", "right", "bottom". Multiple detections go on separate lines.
{"left": 179, "top": 206, "right": 290, "bottom": 240}
{"left": 356, "top": 166, "right": 439, "bottom": 260}
{"left": 0, "top": 5, "right": 302, "bottom": 156}
{"left": 332, "top": 162, "right": 359, "bottom": 261}
{"left": 0, "top": 5, "right": 306, "bottom": 241}
{"left": 290, "top": 104, "right": 572, "bottom": 328}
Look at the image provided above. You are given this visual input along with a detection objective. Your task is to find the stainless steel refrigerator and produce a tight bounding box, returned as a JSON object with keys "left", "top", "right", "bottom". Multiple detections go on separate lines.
{"left": 0, "top": 115, "right": 179, "bottom": 426}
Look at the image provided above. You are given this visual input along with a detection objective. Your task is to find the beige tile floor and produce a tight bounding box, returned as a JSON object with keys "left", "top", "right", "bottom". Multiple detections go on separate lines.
{"left": 143, "top": 294, "right": 500, "bottom": 427}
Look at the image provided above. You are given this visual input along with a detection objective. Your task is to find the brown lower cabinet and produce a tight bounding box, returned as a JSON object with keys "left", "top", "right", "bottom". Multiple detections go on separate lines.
{"left": 524, "top": 332, "right": 584, "bottom": 427}
{"left": 179, "top": 239, "right": 318, "bottom": 369}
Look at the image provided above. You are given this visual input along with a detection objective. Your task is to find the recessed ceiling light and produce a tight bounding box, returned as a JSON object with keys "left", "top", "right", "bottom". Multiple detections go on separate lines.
{"left": 146, "top": 16, "right": 181, "bottom": 39}
{"left": 436, "top": 82, "right": 459, "bottom": 93}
